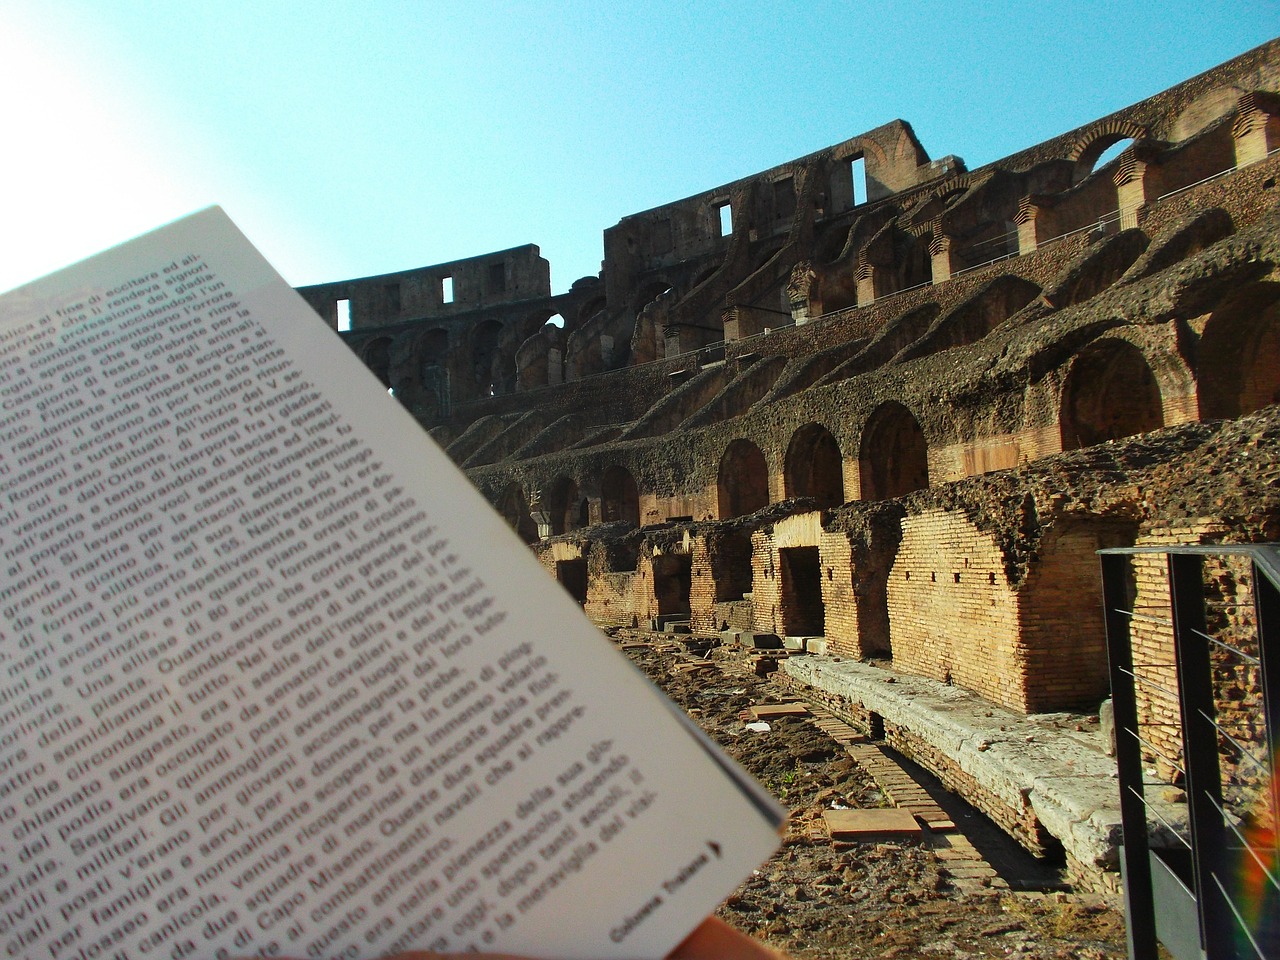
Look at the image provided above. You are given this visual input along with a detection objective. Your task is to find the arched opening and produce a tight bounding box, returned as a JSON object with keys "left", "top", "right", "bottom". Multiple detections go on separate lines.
{"left": 577, "top": 296, "right": 607, "bottom": 330}
{"left": 1060, "top": 339, "right": 1163, "bottom": 450}
{"left": 716, "top": 439, "right": 769, "bottom": 519}
{"left": 859, "top": 402, "right": 929, "bottom": 501}
{"left": 471, "top": 320, "right": 507, "bottom": 397}
{"left": 784, "top": 423, "right": 844, "bottom": 508}
{"left": 497, "top": 484, "right": 538, "bottom": 544}
{"left": 1090, "top": 138, "right": 1135, "bottom": 174}
{"left": 1198, "top": 282, "right": 1280, "bottom": 420}
{"left": 1071, "top": 125, "right": 1144, "bottom": 185}
{"left": 545, "top": 476, "right": 580, "bottom": 536}
{"left": 363, "top": 337, "right": 393, "bottom": 388}
{"left": 632, "top": 281, "right": 673, "bottom": 317}
{"left": 601, "top": 465, "right": 640, "bottom": 528}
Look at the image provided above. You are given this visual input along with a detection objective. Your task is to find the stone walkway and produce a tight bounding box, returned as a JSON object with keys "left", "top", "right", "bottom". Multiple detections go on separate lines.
{"left": 780, "top": 655, "right": 1194, "bottom": 892}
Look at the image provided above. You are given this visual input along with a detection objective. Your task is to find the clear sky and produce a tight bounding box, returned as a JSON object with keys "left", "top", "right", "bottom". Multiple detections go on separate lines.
{"left": 1, "top": 2, "right": 1275, "bottom": 294}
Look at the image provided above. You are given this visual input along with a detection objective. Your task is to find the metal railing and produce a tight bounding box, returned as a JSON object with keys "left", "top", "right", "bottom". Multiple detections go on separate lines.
{"left": 1101, "top": 545, "right": 1280, "bottom": 960}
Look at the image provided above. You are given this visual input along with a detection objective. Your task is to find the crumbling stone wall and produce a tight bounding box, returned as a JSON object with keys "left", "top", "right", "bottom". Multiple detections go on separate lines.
{"left": 320, "top": 43, "right": 1280, "bottom": 743}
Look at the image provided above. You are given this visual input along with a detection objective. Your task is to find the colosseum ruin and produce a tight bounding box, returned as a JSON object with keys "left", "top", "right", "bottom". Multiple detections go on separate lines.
{"left": 297, "top": 40, "right": 1280, "bottom": 893}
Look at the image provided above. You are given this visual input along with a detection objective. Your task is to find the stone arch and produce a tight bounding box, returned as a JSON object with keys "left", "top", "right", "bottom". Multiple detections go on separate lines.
{"left": 1068, "top": 120, "right": 1147, "bottom": 184}
{"left": 362, "top": 337, "right": 393, "bottom": 388}
{"left": 1059, "top": 338, "right": 1164, "bottom": 450}
{"left": 417, "top": 327, "right": 449, "bottom": 366}
{"left": 516, "top": 324, "right": 566, "bottom": 391}
{"left": 859, "top": 402, "right": 929, "bottom": 501}
{"left": 784, "top": 423, "right": 844, "bottom": 508}
{"left": 631, "top": 279, "right": 674, "bottom": 317}
{"left": 498, "top": 483, "right": 538, "bottom": 544}
{"left": 1171, "top": 85, "right": 1249, "bottom": 142}
{"left": 1198, "top": 281, "right": 1280, "bottom": 420}
{"left": 576, "top": 295, "right": 606, "bottom": 326}
{"left": 600, "top": 465, "right": 640, "bottom": 527}
{"left": 544, "top": 476, "right": 581, "bottom": 536}
{"left": 716, "top": 439, "right": 769, "bottom": 519}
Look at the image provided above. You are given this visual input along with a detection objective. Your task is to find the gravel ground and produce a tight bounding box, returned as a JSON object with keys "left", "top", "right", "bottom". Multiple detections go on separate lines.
{"left": 616, "top": 631, "right": 1130, "bottom": 960}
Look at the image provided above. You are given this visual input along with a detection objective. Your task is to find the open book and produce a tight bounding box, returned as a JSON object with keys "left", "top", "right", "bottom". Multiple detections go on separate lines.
{"left": 0, "top": 209, "right": 782, "bottom": 960}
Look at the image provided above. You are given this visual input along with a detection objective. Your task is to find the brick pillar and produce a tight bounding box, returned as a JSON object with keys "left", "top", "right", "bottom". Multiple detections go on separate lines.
{"left": 1113, "top": 145, "right": 1162, "bottom": 230}
{"left": 1232, "top": 91, "right": 1280, "bottom": 167}
{"left": 1014, "top": 196, "right": 1056, "bottom": 254}
{"left": 855, "top": 258, "right": 878, "bottom": 306}
{"left": 663, "top": 325, "right": 692, "bottom": 357}
{"left": 929, "top": 232, "right": 958, "bottom": 282}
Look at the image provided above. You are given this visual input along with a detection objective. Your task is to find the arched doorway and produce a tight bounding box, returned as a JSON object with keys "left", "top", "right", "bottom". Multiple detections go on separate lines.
{"left": 716, "top": 439, "right": 769, "bottom": 519}
{"left": 1060, "top": 339, "right": 1163, "bottom": 450}
{"left": 784, "top": 423, "right": 844, "bottom": 508}
{"left": 1198, "top": 282, "right": 1280, "bottom": 420}
{"left": 601, "top": 465, "right": 640, "bottom": 528}
{"left": 859, "top": 402, "right": 929, "bottom": 501}
{"left": 545, "top": 476, "right": 580, "bottom": 536}
{"left": 497, "top": 484, "right": 538, "bottom": 544}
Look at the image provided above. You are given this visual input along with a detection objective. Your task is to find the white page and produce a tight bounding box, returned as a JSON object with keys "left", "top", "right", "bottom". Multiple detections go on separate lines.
{"left": 0, "top": 208, "right": 782, "bottom": 960}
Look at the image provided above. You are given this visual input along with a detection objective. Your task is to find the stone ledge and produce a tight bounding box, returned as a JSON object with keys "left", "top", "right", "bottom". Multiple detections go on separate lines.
{"left": 781, "top": 655, "right": 1186, "bottom": 884}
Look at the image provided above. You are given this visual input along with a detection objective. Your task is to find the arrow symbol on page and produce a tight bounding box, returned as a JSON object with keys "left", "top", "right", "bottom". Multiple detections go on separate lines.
{"left": 707, "top": 841, "right": 721, "bottom": 859}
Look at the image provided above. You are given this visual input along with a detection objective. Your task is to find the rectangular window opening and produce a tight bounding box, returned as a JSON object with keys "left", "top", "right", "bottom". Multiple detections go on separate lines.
{"left": 441, "top": 275, "right": 454, "bottom": 304}
{"left": 487, "top": 262, "right": 506, "bottom": 294}
{"left": 385, "top": 283, "right": 401, "bottom": 314}
{"left": 851, "top": 156, "right": 868, "bottom": 207}
{"left": 717, "top": 202, "right": 733, "bottom": 238}
{"left": 336, "top": 298, "right": 351, "bottom": 332}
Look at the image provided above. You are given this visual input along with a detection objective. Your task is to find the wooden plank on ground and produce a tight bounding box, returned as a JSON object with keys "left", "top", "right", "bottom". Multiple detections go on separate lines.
{"left": 823, "top": 808, "right": 922, "bottom": 841}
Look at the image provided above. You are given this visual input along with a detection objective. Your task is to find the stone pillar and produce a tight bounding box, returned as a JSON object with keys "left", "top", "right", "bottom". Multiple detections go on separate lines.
{"left": 1232, "top": 91, "right": 1280, "bottom": 167}
{"left": 786, "top": 261, "right": 819, "bottom": 322}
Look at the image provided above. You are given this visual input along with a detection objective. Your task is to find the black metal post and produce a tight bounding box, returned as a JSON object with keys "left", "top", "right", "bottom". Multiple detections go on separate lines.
{"left": 1169, "top": 552, "right": 1236, "bottom": 959}
{"left": 1103, "top": 552, "right": 1158, "bottom": 960}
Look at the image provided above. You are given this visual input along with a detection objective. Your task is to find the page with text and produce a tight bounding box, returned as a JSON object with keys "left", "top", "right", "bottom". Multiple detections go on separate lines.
{"left": 0, "top": 208, "right": 782, "bottom": 960}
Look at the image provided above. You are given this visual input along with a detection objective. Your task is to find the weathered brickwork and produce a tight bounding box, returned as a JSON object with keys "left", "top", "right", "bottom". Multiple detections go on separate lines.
{"left": 887, "top": 509, "right": 1023, "bottom": 709}
{"left": 316, "top": 44, "right": 1280, "bottom": 867}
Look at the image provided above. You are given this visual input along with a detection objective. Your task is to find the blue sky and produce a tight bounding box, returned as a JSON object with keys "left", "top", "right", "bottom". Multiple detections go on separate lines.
{"left": 1, "top": 2, "right": 1275, "bottom": 294}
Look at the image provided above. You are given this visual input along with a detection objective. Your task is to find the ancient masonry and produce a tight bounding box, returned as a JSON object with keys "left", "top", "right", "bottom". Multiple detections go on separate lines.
{"left": 298, "top": 41, "right": 1280, "bottom": 889}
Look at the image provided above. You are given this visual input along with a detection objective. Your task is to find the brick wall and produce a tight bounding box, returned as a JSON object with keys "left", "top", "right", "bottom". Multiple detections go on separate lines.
{"left": 1017, "top": 524, "right": 1127, "bottom": 712}
{"left": 887, "top": 509, "right": 1024, "bottom": 710}
{"left": 690, "top": 531, "right": 754, "bottom": 632}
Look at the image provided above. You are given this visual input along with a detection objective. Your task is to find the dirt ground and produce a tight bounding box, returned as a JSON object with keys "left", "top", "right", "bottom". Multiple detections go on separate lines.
{"left": 615, "top": 630, "right": 1130, "bottom": 960}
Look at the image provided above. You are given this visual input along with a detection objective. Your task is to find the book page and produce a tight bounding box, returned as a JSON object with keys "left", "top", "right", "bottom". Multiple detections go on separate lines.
{"left": 0, "top": 208, "right": 782, "bottom": 960}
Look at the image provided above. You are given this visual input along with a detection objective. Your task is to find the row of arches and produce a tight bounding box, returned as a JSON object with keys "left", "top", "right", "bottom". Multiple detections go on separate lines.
{"left": 716, "top": 411, "right": 928, "bottom": 520}
{"left": 494, "top": 293, "right": 1280, "bottom": 539}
